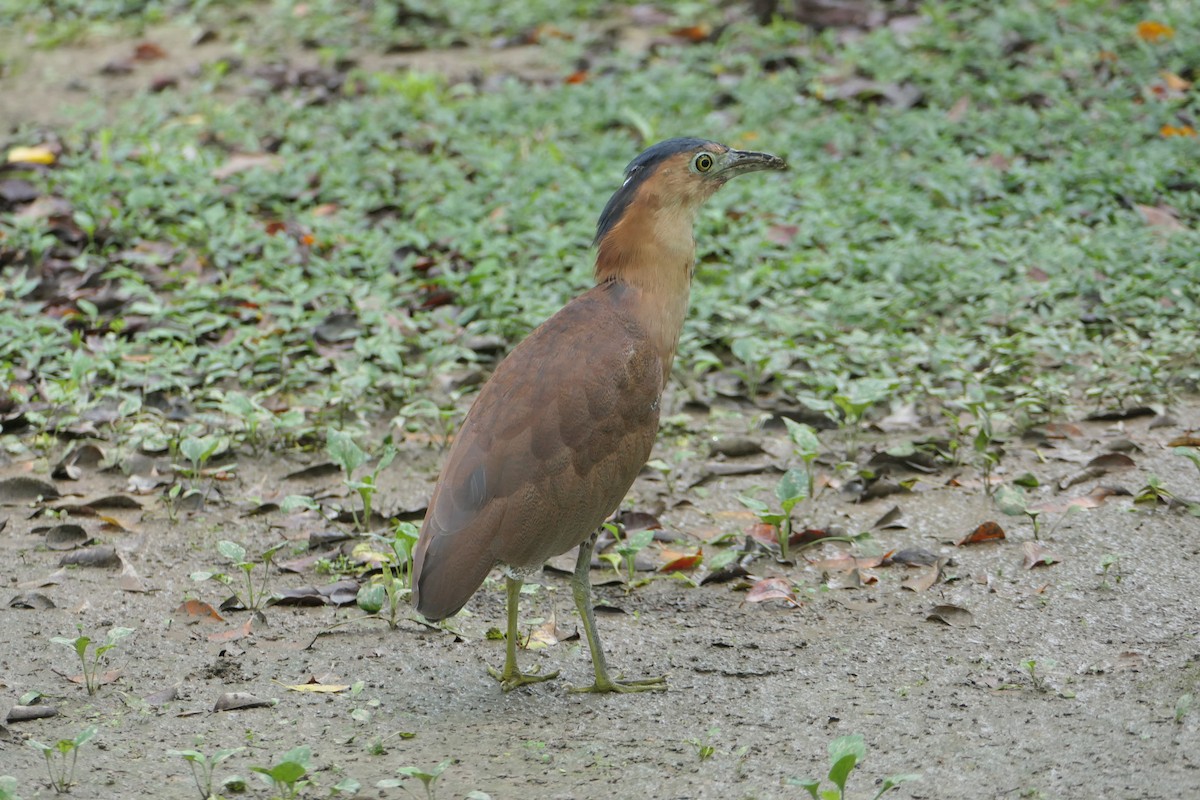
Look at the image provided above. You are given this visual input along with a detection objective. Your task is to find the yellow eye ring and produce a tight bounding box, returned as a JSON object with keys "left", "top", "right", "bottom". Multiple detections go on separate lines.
{"left": 694, "top": 153, "right": 714, "bottom": 173}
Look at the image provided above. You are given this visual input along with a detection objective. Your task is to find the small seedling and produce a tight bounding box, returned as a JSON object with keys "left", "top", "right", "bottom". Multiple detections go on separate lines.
{"left": 600, "top": 521, "right": 654, "bottom": 587}
{"left": 1021, "top": 658, "right": 1056, "bottom": 693}
{"left": 51, "top": 626, "right": 134, "bottom": 695}
{"left": 1175, "top": 692, "right": 1193, "bottom": 724}
{"left": 783, "top": 418, "right": 821, "bottom": 501}
{"left": 378, "top": 759, "right": 451, "bottom": 800}
{"left": 250, "top": 746, "right": 311, "bottom": 800}
{"left": 686, "top": 726, "right": 720, "bottom": 762}
{"left": 167, "top": 745, "right": 245, "bottom": 800}
{"left": 28, "top": 725, "right": 96, "bottom": 793}
{"left": 994, "top": 485, "right": 1041, "bottom": 539}
{"left": 327, "top": 429, "right": 397, "bottom": 530}
{"left": 1097, "top": 554, "right": 1122, "bottom": 589}
{"left": 355, "top": 522, "right": 420, "bottom": 629}
{"left": 787, "top": 733, "right": 920, "bottom": 799}
{"left": 1175, "top": 446, "right": 1200, "bottom": 477}
{"left": 176, "top": 434, "right": 228, "bottom": 479}
{"left": 394, "top": 398, "right": 460, "bottom": 451}
{"left": 739, "top": 480, "right": 801, "bottom": 563}
{"left": 1134, "top": 475, "right": 1174, "bottom": 506}
{"left": 191, "top": 540, "right": 285, "bottom": 612}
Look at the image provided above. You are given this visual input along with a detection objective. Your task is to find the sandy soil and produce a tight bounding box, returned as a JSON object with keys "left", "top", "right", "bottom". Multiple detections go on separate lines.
{"left": 2, "top": 394, "right": 1199, "bottom": 799}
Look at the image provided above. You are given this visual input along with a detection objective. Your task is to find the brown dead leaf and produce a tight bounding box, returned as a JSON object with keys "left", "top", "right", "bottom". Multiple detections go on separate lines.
{"left": 283, "top": 678, "right": 350, "bottom": 693}
{"left": 658, "top": 550, "right": 703, "bottom": 573}
{"left": 9, "top": 592, "right": 56, "bottom": 609}
{"left": 212, "top": 153, "right": 283, "bottom": 180}
{"left": 926, "top": 604, "right": 974, "bottom": 626}
{"left": 133, "top": 41, "right": 168, "bottom": 61}
{"left": 58, "top": 546, "right": 119, "bottom": 568}
{"left": 1136, "top": 204, "right": 1186, "bottom": 233}
{"left": 744, "top": 577, "right": 801, "bottom": 607}
{"left": 528, "top": 614, "right": 575, "bottom": 648}
{"left": 670, "top": 24, "right": 712, "bottom": 42}
{"left": 1029, "top": 485, "right": 1126, "bottom": 514}
{"left": 1022, "top": 541, "right": 1062, "bottom": 569}
{"left": 176, "top": 599, "right": 224, "bottom": 622}
{"left": 956, "top": 521, "right": 1006, "bottom": 546}
{"left": 900, "top": 563, "right": 941, "bottom": 592}
{"left": 45, "top": 524, "right": 89, "bottom": 551}
{"left": 68, "top": 669, "right": 120, "bottom": 688}
{"left": 208, "top": 618, "right": 253, "bottom": 643}
{"left": 213, "top": 691, "right": 274, "bottom": 712}
{"left": 0, "top": 476, "right": 60, "bottom": 504}
{"left": 1167, "top": 433, "right": 1200, "bottom": 447}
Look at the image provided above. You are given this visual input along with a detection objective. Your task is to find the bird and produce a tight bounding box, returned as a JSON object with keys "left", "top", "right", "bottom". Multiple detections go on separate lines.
{"left": 411, "top": 137, "right": 787, "bottom": 693}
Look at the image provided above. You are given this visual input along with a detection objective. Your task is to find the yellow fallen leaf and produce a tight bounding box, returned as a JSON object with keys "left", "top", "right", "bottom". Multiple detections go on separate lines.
{"left": 284, "top": 683, "right": 350, "bottom": 693}
{"left": 7, "top": 145, "right": 55, "bottom": 165}
{"left": 1135, "top": 20, "right": 1174, "bottom": 42}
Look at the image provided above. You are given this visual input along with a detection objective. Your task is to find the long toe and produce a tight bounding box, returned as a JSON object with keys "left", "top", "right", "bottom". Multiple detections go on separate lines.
{"left": 488, "top": 665, "right": 561, "bottom": 693}
{"left": 569, "top": 674, "right": 667, "bottom": 694}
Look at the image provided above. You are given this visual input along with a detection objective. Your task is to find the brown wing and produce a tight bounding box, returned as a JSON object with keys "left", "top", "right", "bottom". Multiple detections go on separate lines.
{"left": 412, "top": 281, "right": 663, "bottom": 620}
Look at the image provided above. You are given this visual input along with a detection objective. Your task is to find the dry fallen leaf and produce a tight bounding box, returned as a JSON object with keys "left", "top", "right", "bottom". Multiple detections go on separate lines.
{"left": 926, "top": 604, "right": 974, "bottom": 626}
{"left": 1029, "top": 485, "right": 1126, "bottom": 514}
{"left": 208, "top": 618, "right": 254, "bottom": 643}
{"left": 213, "top": 691, "right": 274, "bottom": 712}
{"left": 176, "top": 599, "right": 224, "bottom": 622}
{"left": 1136, "top": 204, "right": 1186, "bottom": 233}
{"left": 658, "top": 550, "right": 703, "bottom": 573}
{"left": 900, "top": 563, "right": 942, "bottom": 592}
{"left": 744, "top": 577, "right": 801, "bottom": 607}
{"left": 1022, "top": 541, "right": 1062, "bottom": 569}
{"left": 956, "top": 521, "right": 1006, "bottom": 546}
{"left": 283, "top": 681, "right": 350, "bottom": 693}
{"left": 1135, "top": 20, "right": 1174, "bottom": 42}
{"left": 6, "top": 145, "right": 55, "bottom": 165}
{"left": 212, "top": 153, "right": 283, "bottom": 180}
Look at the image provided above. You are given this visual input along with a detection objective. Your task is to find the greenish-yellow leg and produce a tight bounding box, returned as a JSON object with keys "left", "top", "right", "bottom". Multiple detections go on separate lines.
{"left": 569, "top": 532, "right": 667, "bottom": 693}
{"left": 488, "top": 576, "right": 560, "bottom": 692}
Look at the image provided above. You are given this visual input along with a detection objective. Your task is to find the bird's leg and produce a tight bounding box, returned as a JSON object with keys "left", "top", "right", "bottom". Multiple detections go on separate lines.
{"left": 487, "top": 576, "right": 559, "bottom": 692}
{"left": 569, "top": 531, "right": 667, "bottom": 693}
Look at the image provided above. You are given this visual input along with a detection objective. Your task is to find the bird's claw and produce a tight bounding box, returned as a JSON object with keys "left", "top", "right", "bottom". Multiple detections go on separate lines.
{"left": 488, "top": 665, "right": 560, "bottom": 692}
{"left": 569, "top": 675, "right": 667, "bottom": 694}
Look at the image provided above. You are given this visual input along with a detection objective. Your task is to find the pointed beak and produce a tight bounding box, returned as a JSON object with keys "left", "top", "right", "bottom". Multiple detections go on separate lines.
{"left": 717, "top": 148, "right": 788, "bottom": 178}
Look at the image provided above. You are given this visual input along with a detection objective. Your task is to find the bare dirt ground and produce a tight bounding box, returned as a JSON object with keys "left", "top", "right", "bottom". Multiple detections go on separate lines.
{"left": 3, "top": 12, "right": 1200, "bottom": 800}
{"left": 2, "top": 392, "right": 1199, "bottom": 799}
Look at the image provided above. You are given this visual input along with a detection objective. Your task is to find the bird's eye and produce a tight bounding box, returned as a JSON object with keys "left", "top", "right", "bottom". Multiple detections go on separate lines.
{"left": 693, "top": 153, "right": 714, "bottom": 173}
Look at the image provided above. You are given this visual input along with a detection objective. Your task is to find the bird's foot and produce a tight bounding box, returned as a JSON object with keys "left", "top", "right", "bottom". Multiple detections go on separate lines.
{"left": 488, "top": 665, "right": 560, "bottom": 693}
{"left": 569, "top": 674, "right": 667, "bottom": 694}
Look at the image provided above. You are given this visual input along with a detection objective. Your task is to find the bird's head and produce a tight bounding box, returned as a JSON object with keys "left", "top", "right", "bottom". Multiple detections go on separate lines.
{"left": 594, "top": 138, "right": 788, "bottom": 248}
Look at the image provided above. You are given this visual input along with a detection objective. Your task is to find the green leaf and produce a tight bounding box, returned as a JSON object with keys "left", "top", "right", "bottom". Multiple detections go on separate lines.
{"left": 785, "top": 776, "right": 822, "bottom": 799}
{"left": 737, "top": 495, "right": 770, "bottom": 515}
{"left": 217, "top": 540, "right": 247, "bottom": 563}
{"left": 873, "top": 773, "right": 922, "bottom": 799}
{"left": 706, "top": 549, "right": 738, "bottom": 572}
{"left": 826, "top": 734, "right": 866, "bottom": 790}
{"left": 994, "top": 485, "right": 1027, "bottom": 517}
{"left": 105, "top": 626, "right": 135, "bottom": 646}
{"left": 278, "top": 745, "right": 310, "bottom": 769}
{"left": 73, "top": 726, "right": 97, "bottom": 748}
{"left": 327, "top": 429, "right": 367, "bottom": 476}
{"left": 777, "top": 468, "right": 809, "bottom": 507}
{"left": 357, "top": 583, "right": 386, "bottom": 614}
{"left": 826, "top": 752, "right": 859, "bottom": 793}
{"left": 783, "top": 418, "right": 820, "bottom": 458}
